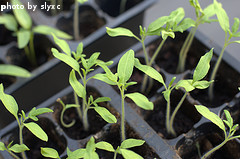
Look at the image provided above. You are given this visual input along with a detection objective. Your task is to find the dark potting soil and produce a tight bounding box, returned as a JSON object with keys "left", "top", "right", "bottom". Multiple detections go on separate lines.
{"left": 0, "top": 25, "right": 16, "bottom": 45}
{"left": 95, "top": 123, "right": 160, "bottom": 159}
{"left": 52, "top": 88, "right": 118, "bottom": 140}
{"left": 148, "top": 32, "right": 208, "bottom": 74}
{"left": 144, "top": 90, "right": 201, "bottom": 139}
{"left": 56, "top": 5, "right": 106, "bottom": 40}
{"left": 5, "top": 35, "right": 54, "bottom": 71}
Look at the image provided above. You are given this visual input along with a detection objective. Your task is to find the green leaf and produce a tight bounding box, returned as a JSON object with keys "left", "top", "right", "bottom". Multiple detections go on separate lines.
{"left": 87, "top": 52, "right": 100, "bottom": 69}
{"left": 231, "top": 40, "right": 240, "bottom": 44}
{"left": 192, "top": 80, "right": 214, "bottom": 89}
{"left": 41, "top": 147, "right": 60, "bottom": 159}
{"left": 94, "top": 107, "right": 117, "bottom": 123}
{"left": 232, "top": 18, "right": 240, "bottom": 33}
{"left": 161, "top": 30, "right": 175, "bottom": 40}
{"left": 67, "top": 148, "right": 86, "bottom": 159}
{"left": 147, "top": 16, "right": 169, "bottom": 33}
{"left": 195, "top": 105, "right": 225, "bottom": 131}
{"left": 52, "top": 48, "right": 80, "bottom": 72}
{"left": 173, "top": 18, "right": 195, "bottom": 32}
{"left": 0, "top": 14, "right": 18, "bottom": 31}
{"left": 0, "top": 142, "right": 6, "bottom": 151}
{"left": 33, "top": 25, "right": 72, "bottom": 39}
{"left": 214, "top": 0, "right": 230, "bottom": 32}
{"left": 86, "top": 137, "right": 96, "bottom": 152}
{"left": 29, "top": 107, "right": 53, "bottom": 118}
{"left": 24, "top": 122, "right": 48, "bottom": 141}
{"left": 69, "top": 70, "right": 86, "bottom": 98}
{"left": 66, "top": 104, "right": 80, "bottom": 109}
{"left": 193, "top": 48, "right": 213, "bottom": 82}
{"left": 117, "top": 50, "right": 135, "bottom": 84}
{"left": 120, "top": 149, "right": 143, "bottom": 159}
{"left": 0, "top": 64, "right": 31, "bottom": 78}
{"left": 134, "top": 58, "right": 165, "bottom": 87}
{"left": 125, "top": 93, "right": 153, "bottom": 110}
{"left": 94, "top": 97, "right": 111, "bottom": 103}
{"left": 124, "top": 81, "right": 137, "bottom": 89}
{"left": 163, "top": 89, "right": 171, "bottom": 102}
{"left": 202, "top": 4, "right": 217, "bottom": 23}
{"left": 92, "top": 73, "right": 116, "bottom": 85}
{"left": 106, "top": 27, "right": 136, "bottom": 38}
{"left": 224, "top": 110, "right": 233, "bottom": 128}
{"left": 17, "top": 29, "right": 31, "bottom": 49}
{"left": 9, "top": 144, "right": 29, "bottom": 153}
{"left": 120, "top": 139, "right": 145, "bottom": 149}
{"left": 52, "top": 34, "right": 71, "bottom": 56}
{"left": 95, "top": 141, "right": 115, "bottom": 152}
{"left": 0, "top": 84, "right": 18, "bottom": 118}
{"left": 11, "top": 0, "right": 32, "bottom": 30}
{"left": 175, "top": 80, "right": 195, "bottom": 92}
{"left": 76, "top": 43, "right": 83, "bottom": 60}
{"left": 169, "top": 7, "right": 185, "bottom": 24}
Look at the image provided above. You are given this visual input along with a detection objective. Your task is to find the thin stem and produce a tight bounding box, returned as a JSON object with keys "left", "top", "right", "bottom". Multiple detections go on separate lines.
{"left": 82, "top": 73, "right": 89, "bottom": 131}
{"left": 17, "top": 119, "right": 27, "bottom": 159}
{"left": 8, "top": 150, "right": 20, "bottom": 159}
{"left": 29, "top": 32, "right": 37, "bottom": 67}
{"left": 141, "top": 38, "right": 166, "bottom": 93}
{"left": 74, "top": 91, "right": 83, "bottom": 119}
{"left": 149, "top": 38, "right": 166, "bottom": 66}
{"left": 120, "top": 87, "right": 126, "bottom": 142}
{"left": 74, "top": 0, "right": 80, "bottom": 40}
{"left": 120, "top": 0, "right": 127, "bottom": 14}
{"left": 201, "top": 138, "right": 228, "bottom": 159}
{"left": 141, "top": 40, "right": 149, "bottom": 65}
{"left": 176, "top": 26, "right": 198, "bottom": 73}
{"left": 168, "top": 92, "right": 187, "bottom": 136}
{"left": 57, "top": 98, "right": 76, "bottom": 128}
{"left": 166, "top": 96, "right": 171, "bottom": 134}
{"left": 208, "top": 32, "right": 229, "bottom": 100}
{"left": 113, "top": 151, "right": 117, "bottom": 159}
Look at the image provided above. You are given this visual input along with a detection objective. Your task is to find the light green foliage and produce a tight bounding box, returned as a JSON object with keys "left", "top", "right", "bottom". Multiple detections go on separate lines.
{"left": 0, "top": 84, "right": 53, "bottom": 158}
{"left": 0, "top": 0, "right": 72, "bottom": 66}
{"left": 96, "top": 138, "right": 145, "bottom": 159}
{"left": 52, "top": 35, "right": 117, "bottom": 131}
{"left": 41, "top": 147, "right": 60, "bottom": 159}
{"left": 209, "top": 0, "right": 240, "bottom": 100}
{"left": 195, "top": 105, "right": 240, "bottom": 159}
{"left": 135, "top": 49, "right": 213, "bottom": 136}
{"left": 93, "top": 50, "right": 153, "bottom": 141}
{"left": 176, "top": 0, "right": 217, "bottom": 73}
{"left": 0, "top": 64, "right": 31, "bottom": 78}
{"left": 107, "top": 7, "right": 194, "bottom": 93}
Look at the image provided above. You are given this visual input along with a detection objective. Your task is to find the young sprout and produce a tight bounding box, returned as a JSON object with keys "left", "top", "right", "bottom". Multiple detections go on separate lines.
{"left": 195, "top": 105, "right": 240, "bottom": 159}
{"left": 51, "top": 35, "right": 116, "bottom": 131}
{"left": 0, "top": 0, "right": 72, "bottom": 66}
{"left": 208, "top": 0, "right": 240, "bottom": 100}
{"left": 41, "top": 136, "right": 98, "bottom": 159}
{"left": 0, "top": 84, "right": 53, "bottom": 159}
{"left": 74, "top": 0, "right": 88, "bottom": 40}
{"left": 135, "top": 49, "right": 213, "bottom": 136}
{"left": 96, "top": 138, "right": 145, "bottom": 159}
{"left": 106, "top": 7, "right": 194, "bottom": 93}
{"left": 41, "top": 136, "right": 145, "bottom": 159}
{"left": 176, "top": 0, "right": 216, "bottom": 73}
{"left": 93, "top": 50, "right": 153, "bottom": 141}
